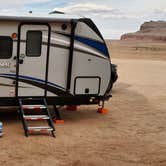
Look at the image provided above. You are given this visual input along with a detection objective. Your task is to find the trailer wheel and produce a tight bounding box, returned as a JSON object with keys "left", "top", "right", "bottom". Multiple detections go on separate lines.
{"left": 106, "top": 79, "right": 113, "bottom": 94}
{"left": 109, "top": 80, "right": 113, "bottom": 91}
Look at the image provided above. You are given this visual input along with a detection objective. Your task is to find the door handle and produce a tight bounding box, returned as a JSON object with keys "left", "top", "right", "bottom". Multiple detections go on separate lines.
{"left": 13, "top": 57, "right": 24, "bottom": 64}
{"left": 13, "top": 54, "right": 25, "bottom": 64}
{"left": 12, "top": 81, "right": 16, "bottom": 85}
{"left": 19, "top": 59, "right": 24, "bottom": 64}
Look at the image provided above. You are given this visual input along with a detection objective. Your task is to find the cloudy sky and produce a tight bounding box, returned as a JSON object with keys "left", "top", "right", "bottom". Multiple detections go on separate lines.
{"left": 0, "top": 0, "right": 166, "bottom": 39}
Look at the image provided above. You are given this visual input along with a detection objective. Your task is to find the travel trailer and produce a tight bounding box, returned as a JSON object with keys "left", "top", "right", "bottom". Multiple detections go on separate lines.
{"left": 0, "top": 14, "right": 112, "bottom": 136}
{"left": 0, "top": 14, "right": 112, "bottom": 106}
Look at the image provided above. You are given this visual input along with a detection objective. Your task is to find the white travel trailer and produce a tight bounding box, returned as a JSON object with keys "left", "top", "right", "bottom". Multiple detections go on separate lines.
{"left": 0, "top": 14, "right": 112, "bottom": 105}
{"left": 0, "top": 14, "right": 112, "bottom": 136}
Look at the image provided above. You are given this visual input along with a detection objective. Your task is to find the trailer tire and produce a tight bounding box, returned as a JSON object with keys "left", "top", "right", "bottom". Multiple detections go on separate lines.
{"left": 109, "top": 79, "right": 113, "bottom": 91}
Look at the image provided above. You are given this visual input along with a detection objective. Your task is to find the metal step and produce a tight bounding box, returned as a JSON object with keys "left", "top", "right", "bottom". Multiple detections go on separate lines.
{"left": 19, "top": 98, "right": 55, "bottom": 137}
{"left": 22, "top": 105, "right": 46, "bottom": 110}
{"left": 28, "top": 126, "right": 53, "bottom": 132}
{"left": 23, "top": 115, "right": 49, "bottom": 121}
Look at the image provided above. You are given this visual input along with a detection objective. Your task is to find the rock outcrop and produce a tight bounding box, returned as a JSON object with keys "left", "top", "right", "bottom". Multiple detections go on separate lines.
{"left": 121, "top": 21, "right": 166, "bottom": 41}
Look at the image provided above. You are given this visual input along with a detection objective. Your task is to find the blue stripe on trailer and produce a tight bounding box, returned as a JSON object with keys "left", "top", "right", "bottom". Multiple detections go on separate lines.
{"left": 0, "top": 74, "right": 65, "bottom": 90}
{"left": 74, "top": 36, "right": 109, "bottom": 57}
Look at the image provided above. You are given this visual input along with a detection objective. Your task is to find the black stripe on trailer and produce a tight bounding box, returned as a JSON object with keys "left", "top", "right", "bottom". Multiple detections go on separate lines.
{"left": 66, "top": 19, "right": 77, "bottom": 92}
{"left": 16, "top": 23, "right": 21, "bottom": 97}
{"left": 44, "top": 24, "right": 51, "bottom": 97}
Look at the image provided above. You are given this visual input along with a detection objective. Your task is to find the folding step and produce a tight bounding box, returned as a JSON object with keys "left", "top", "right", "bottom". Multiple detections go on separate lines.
{"left": 28, "top": 126, "right": 53, "bottom": 132}
{"left": 18, "top": 98, "right": 55, "bottom": 137}
{"left": 22, "top": 105, "right": 46, "bottom": 110}
{"left": 23, "top": 115, "right": 49, "bottom": 121}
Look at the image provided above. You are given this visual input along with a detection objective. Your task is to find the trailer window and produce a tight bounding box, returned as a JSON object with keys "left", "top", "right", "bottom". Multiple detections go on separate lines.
{"left": 0, "top": 36, "right": 13, "bottom": 59}
{"left": 26, "top": 31, "right": 42, "bottom": 57}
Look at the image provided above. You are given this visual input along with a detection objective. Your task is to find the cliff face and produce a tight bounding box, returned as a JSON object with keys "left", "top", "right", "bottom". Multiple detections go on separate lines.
{"left": 121, "top": 21, "right": 166, "bottom": 41}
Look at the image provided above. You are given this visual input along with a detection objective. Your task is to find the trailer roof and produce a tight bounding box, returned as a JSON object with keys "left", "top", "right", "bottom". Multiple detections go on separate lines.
{"left": 0, "top": 13, "right": 82, "bottom": 22}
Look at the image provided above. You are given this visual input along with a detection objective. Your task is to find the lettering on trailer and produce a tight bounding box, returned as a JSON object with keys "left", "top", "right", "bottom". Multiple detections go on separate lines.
{"left": 0, "top": 62, "right": 11, "bottom": 69}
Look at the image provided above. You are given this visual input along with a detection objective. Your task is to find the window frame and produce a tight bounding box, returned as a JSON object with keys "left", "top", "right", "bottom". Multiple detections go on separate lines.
{"left": 0, "top": 36, "right": 13, "bottom": 59}
{"left": 26, "top": 30, "right": 42, "bottom": 57}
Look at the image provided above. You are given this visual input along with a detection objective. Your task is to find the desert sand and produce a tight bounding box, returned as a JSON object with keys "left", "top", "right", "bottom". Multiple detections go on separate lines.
{"left": 0, "top": 40, "right": 166, "bottom": 166}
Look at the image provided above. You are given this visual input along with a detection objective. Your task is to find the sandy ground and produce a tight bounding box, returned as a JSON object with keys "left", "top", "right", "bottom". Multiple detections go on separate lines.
{"left": 0, "top": 41, "right": 166, "bottom": 166}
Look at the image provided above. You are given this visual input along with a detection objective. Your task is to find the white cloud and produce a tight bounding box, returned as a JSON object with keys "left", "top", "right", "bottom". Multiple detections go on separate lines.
{"left": 153, "top": 8, "right": 166, "bottom": 14}
{"left": 54, "top": 3, "right": 148, "bottom": 19}
{"left": 54, "top": 3, "right": 113, "bottom": 17}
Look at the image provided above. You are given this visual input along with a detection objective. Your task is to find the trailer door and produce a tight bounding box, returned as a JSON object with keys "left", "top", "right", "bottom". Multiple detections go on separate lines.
{"left": 18, "top": 24, "right": 50, "bottom": 97}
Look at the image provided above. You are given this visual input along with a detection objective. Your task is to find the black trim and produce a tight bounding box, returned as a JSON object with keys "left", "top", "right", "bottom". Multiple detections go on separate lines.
{"left": 16, "top": 24, "right": 21, "bottom": 97}
{"left": 74, "top": 76, "right": 101, "bottom": 96}
{"left": 79, "top": 18, "right": 104, "bottom": 40}
{"left": 45, "top": 24, "right": 51, "bottom": 97}
{"left": 66, "top": 19, "right": 77, "bottom": 91}
{"left": 104, "top": 62, "right": 112, "bottom": 97}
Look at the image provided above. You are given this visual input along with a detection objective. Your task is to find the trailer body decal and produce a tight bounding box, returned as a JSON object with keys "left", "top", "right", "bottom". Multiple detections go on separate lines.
{"left": 74, "top": 36, "right": 109, "bottom": 56}
{"left": 0, "top": 62, "right": 11, "bottom": 69}
{"left": 0, "top": 74, "right": 72, "bottom": 96}
{"left": 50, "top": 31, "right": 109, "bottom": 58}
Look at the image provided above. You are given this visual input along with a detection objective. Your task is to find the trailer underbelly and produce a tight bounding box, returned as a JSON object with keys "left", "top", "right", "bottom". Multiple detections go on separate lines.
{"left": 0, "top": 96, "right": 104, "bottom": 107}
